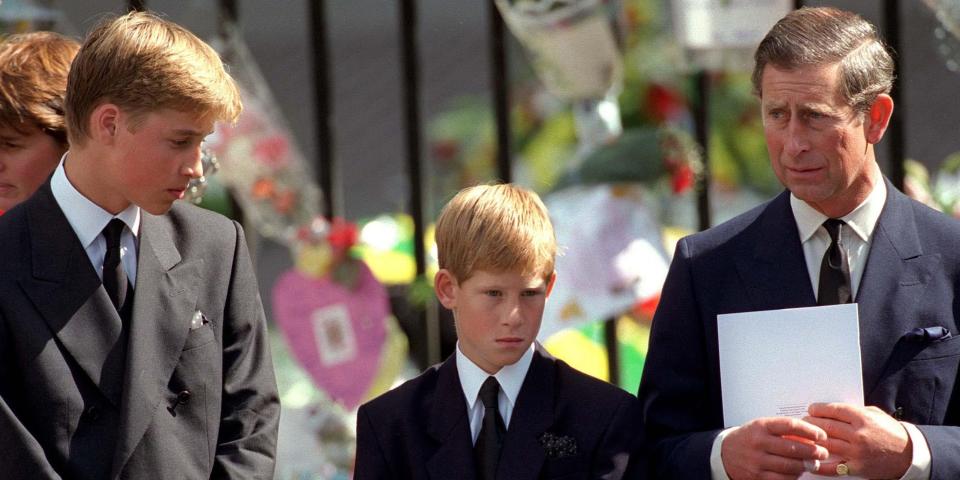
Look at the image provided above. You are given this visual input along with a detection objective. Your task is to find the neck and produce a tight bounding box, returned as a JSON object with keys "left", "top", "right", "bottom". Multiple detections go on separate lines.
{"left": 64, "top": 147, "right": 130, "bottom": 215}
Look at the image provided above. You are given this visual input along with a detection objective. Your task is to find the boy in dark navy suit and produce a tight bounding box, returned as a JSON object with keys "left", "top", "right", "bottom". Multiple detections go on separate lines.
{"left": 355, "top": 183, "right": 641, "bottom": 480}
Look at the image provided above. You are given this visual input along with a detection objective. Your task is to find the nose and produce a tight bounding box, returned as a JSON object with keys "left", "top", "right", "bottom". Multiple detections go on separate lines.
{"left": 181, "top": 147, "right": 204, "bottom": 179}
{"left": 501, "top": 299, "right": 523, "bottom": 327}
{"left": 783, "top": 120, "right": 809, "bottom": 158}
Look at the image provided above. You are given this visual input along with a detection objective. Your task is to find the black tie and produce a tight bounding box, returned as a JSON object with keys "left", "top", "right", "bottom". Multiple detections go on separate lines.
{"left": 102, "top": 219, "right": 130, "bottom": 315}
{"left": 818, "top": 219, "right": 852, "bottom": 305}
{"left": 475, "top": 376, "right": 505, "bottom": 480}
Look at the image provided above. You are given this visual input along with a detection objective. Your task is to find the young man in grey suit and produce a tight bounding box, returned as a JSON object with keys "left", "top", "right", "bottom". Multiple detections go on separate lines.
{"left": 638, "top": 7, "right": 960, "bottom": 480}
{"left": 0, "top": 11, "right": 280, "bottom": 479}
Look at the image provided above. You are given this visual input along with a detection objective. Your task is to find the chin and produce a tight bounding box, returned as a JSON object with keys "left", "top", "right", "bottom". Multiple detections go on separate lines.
{"left": 141, "top": 202, "right": 175, "bottom": 215}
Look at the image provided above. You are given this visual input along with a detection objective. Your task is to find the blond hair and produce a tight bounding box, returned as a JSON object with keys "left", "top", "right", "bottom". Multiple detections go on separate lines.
{"left": 435, "top": 183, "right": 556, "bottom": 283}
{"left": 65, "top": 11, "right": 241, "bottom": 145}
{"left": 0, "top": 31, "right": 79, "bottom": 146}
{"left": 752, "top": 7, "right": 894, "bottom": 113}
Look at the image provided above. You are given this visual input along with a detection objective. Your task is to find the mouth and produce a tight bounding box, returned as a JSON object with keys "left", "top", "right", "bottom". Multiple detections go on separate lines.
{"left": 786, "top": 165, "right": 824, "bottom": 178}
{"left": 167, "top": 188, "right": 186, "bottom": 200}
{"left": 496, "top": 337, "right": 525, "bottom": 345}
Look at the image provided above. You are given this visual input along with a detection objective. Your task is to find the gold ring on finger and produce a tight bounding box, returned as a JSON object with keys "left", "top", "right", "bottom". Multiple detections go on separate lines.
{"left": 836, "top": 463, "right": 849, "bottom": 476}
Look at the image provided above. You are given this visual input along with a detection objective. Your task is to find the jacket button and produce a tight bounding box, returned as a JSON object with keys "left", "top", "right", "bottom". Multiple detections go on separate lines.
{"left": 893, "top": 406, "right": 904, "bottom": 420}
{"left": 177, "top": 390, "right": 192, "bottom": 405}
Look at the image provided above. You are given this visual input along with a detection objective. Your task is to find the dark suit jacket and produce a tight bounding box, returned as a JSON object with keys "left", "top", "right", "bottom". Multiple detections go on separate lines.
{"left": 637, "top": 180, "right": 960, "bottom": 479}
{"left": 355, "top": 346, "right": 641, "bottom": 480}
{"left": 0, "top": 183, "right": 280, "bottom": 479}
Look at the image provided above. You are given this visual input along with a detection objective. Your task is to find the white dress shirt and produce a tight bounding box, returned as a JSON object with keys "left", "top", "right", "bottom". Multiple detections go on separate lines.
{"left": 709, "top": 181, "right": 932, "bottom": 480}
{"left": 50, "top": 155, "right": 140, "bottom": 284}
{"left": 456, "top": 342, "right": 534, "bottom": 444}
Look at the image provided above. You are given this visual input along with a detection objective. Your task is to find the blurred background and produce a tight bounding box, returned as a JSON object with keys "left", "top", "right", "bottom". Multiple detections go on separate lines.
{"left": 4, "top": 0, "right": 960, "bottom": 478}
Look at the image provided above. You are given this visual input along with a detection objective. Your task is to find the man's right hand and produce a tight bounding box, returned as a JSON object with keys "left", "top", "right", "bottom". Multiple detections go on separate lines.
{"left": 721, "top": 417, "right": 830, "bottom": 480}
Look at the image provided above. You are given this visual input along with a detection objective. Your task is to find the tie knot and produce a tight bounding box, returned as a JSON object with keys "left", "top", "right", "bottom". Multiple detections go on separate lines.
{"left": 822, "top": 218, "right": 845, "bottom": 243}
{"left": 479, "top": 376, "right": 500, "bottom": 409}
{"left": 103, "top": 219, "right": 126, "bottom": 249}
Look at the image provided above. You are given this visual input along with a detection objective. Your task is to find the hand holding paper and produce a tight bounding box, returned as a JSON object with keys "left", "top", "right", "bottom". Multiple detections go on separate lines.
{"left": 805, "top": 403, "right": 912, "bottom": 479}
{"left": 721, "top": 417, "right": 829, "bottom": 479}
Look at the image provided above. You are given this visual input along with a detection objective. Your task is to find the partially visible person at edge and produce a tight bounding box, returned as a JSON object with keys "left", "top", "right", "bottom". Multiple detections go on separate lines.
{"left": 638, "top": 6, "right": 960, "bottom": 480}
{"left": 0, "top": 31, "right": 78, "bottom": 216}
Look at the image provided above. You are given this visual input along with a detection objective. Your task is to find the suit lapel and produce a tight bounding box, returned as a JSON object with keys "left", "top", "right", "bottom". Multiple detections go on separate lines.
{"left": 426, "top": 356, "right": 477, "bottom": 480}
{"left": 112, "top": 211, "right": 201, "bottom": 476}
{"left": 735, "top": 192, "right": 816, "bottom": 311}
{"left": 496, "top": 348, "right": 554, "bottom": 480}
{"left": 19, "top": 184, "right": 127, "bottom": 406}
{"left": 858, "top": 183, "right": 932, "bottom": 397}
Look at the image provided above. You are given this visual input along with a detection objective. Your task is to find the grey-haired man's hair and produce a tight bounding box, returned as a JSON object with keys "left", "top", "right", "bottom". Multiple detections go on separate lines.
{"left": 752, "top": 7, "right": 894, "bottom": 113}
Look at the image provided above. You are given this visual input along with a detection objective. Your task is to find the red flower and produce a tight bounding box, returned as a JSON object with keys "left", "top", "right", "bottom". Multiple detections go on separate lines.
{"left": 632, "top": 293, "right": 660, "bottom": 321}
{"left": 328, "top": 219, "right": 358, "bottom": 249}
{"left": 254, "top": 136, "right": 289, "bottom": 167}
{"left": 646, "top": 84, "right": 685, "bottom": 123}
{"left": 251, "top": 177, "right": 276, "bottom": 199}
{"left": 671, "top": 164, "right": 695, "bottom": 194}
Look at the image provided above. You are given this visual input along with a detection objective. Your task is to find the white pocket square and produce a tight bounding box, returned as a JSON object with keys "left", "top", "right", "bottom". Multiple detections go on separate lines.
{"left": 190, "top": 309, "right": 208, "bottom": 330}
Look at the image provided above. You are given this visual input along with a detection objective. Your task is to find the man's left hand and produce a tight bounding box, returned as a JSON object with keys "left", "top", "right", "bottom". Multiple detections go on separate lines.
{"left": 803, "top": 402, "right": 911, "bottom": 478}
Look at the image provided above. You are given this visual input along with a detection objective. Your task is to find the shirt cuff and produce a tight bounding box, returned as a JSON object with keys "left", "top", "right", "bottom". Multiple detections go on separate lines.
{"left": 898, "top": 422, "right": 931, "bottom": 480}
{"left": 710, "top": 426, "right": 738, "bottom": 480}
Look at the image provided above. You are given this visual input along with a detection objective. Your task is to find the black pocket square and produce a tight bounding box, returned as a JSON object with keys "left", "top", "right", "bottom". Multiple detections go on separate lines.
{"left": 904, "top": 326, "right": 952, "bottom": 343}
{"left": 539, "top": 432, "right": 578, "bottom": 458}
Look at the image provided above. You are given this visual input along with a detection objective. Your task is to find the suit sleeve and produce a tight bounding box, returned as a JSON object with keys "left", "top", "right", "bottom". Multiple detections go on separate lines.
{"left": 636, "top": 238, "right": 722, "bottom": 479}
{"left": 0, "top": 311, "right": 62, "bottom": 479}
{"left": 211, "top": 221, "right": 281, "bottom": 478}
{"left": 591, "top": 393, "right": 642, "bottom": 480}
{"left": 354, "top": 404, "right": 392, "bottom": 480}
{"left": 917, "top": 426, "right": 960, "bottom": 479}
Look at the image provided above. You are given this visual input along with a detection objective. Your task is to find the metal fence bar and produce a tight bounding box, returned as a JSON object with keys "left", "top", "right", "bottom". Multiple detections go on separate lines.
{"left": 310, "top": 0, "right": 336, "bottom": 218}
{"left": 488, "top": 1, "right": 512, "bottom": 183}
{"left": 218, "top": 0, "right": 237, "bottom": 40}
{"left": 694, "top": 70, "right": 711, "bottom": 231}
{"left": 884, "top": 0, "right": 905, "bottom": 191}
{"left": 397, "top": 0, "right": 439, "bottom": 366}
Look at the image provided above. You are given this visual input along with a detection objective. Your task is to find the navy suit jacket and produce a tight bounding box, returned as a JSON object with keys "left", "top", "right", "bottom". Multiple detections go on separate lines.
{"left": 637, "top": 181, "right": 960, "bottom": 479}
{"left": 0, "top": 183, "right": 280, "bottom": 479}
{"left": 355, "top": 347, "right": 642, "bottom": 480}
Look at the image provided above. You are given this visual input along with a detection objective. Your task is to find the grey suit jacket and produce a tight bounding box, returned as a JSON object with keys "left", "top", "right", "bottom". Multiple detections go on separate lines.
{"left": 0, "top": 183, "right": 280, "bottom": 479}
{"left": 637, "top": 180, "right": 960, "bottom": 479}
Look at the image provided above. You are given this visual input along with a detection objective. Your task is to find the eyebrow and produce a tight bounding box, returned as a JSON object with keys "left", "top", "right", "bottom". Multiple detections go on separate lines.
{"left": 171, "top": 129, "right": 213, "bottom": 137}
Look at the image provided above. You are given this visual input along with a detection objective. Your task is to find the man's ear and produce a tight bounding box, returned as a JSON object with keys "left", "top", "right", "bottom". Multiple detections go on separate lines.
{"left": 865, "top": 94, "right": 893, "bottom": 145}
{"left": 544, "top": 271, "right": 557, "bottom": 299}
{"left": 90, "top": 103, "right": 121, "bottom": 145}
{"left": 434, "top": 269, "right": 459, "bottom": 310}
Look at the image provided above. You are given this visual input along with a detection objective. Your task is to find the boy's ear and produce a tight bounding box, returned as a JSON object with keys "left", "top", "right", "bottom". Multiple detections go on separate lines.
{"left": 545, "top": 271, "right": 557, "bottom": 299}
{"left": 434, "top": 269, "right": 459, "bottom": 310}
{"left": 90, "top": 103, "right": 122, "bottom": 145}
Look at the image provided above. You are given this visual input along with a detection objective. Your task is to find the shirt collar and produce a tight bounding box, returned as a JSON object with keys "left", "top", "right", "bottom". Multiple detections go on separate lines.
{"left": 456, "top": 342, "right": 534, "bottom": 411}
{"left": 51, "top": 153, "right": 141, "bottom": 247}
{"left": 790, "top": 179, "right": 886, "bottom": 244}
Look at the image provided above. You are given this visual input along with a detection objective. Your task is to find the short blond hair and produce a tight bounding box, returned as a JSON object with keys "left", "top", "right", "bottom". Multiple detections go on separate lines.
{"left": 65, "top": 11, "right": 242, "bottom": 145}
{"left": 0, "top": 31, "right": 79, "bottom": 146}
{"left": 435, "top": 183, "right": 556, "bottom": 283}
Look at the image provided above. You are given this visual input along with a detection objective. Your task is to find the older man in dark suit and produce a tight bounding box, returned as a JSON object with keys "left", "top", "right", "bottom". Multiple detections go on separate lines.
{"left": 0, "top": 12, "right": 279, "bottom": 479}
{"left": 638, "top": 7, "right": 960, "bottom": 480}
